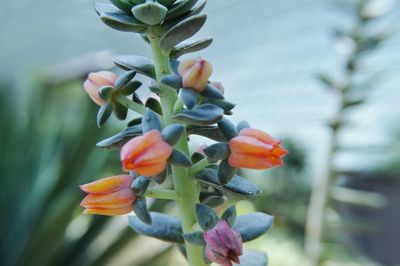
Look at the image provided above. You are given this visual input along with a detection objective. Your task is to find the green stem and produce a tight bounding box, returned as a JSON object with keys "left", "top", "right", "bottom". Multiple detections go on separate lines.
{"left": 191, "top": 158, "right": 210, "bottom": 175}
{"left": 148, "top": 27, "right": 207, "bottom": 266}
{"left": 114, "top": 94, "right": 145, "bottom": 114}
{"left": 144, "top": 189, "right": 180, "bottom": 201}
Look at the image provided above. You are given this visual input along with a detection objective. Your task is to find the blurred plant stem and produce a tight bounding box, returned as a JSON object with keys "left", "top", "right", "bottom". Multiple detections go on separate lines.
{"left": 148, "top": 26, "right": 206, "bottom": 266}
{"left": 304, "top": 1, "right": 392, "bottom": 265}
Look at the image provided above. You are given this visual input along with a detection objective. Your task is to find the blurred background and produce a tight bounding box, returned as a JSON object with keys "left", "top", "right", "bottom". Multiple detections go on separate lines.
{"left": 0, "top": 0, "right": 399, "bottom": 265}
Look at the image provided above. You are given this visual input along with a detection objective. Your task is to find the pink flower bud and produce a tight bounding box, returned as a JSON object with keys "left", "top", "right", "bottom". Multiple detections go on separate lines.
{"left": 83, "top": 71, "right": 118, "bottom": 106}
{"left": 204, "top": 219, "right": 243, "bottom": 266}
{"left": 211, "top": 81, "right": 225, "bottom": 94}
{"left": 178, "top": 57, "right": 213, "bottom": 92}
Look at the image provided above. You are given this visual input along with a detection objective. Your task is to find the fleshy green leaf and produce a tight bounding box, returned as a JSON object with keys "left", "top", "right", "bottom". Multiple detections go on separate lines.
{"left": 100, "top": 11, "right": 147, "bottom": 32}
{"left": 94, "top": 2, "right": 121, "bottom": 15}
{"left": 133, "top": 197, "right": 152, "bottom": 224}
{"left": 171, "top": 37, "right": 213, "bottom": 58}
{"left": 165, "top": 0, "right": 198, "bottom": 20}
{"left": 159, "top": 14, "right": 207, "bottom": 52}
{"left": 201, "top": 83, "right": 224, "bottom": 100}
{"left": 169, "top": 59, "right": 180, "bottom": 75}
{"left": 200, "top": 192, "right": 226, "bottom": 208}
{"left": 180, "top": 88, "right": 198, "bottom": 109}
{"left": 160, "top": 74, "right": 182, "bottom": 89}
{"left": 168, "top": 149, "right": 192, "bottom": 167}
{"left": 96, "top": 125, "right": 142, "bottom": 148}
{"left": 221, "top": 205, "right": 236, "bottom": 226}
{"left": 120, "top": 80, "right": 142, "bottom": 96}
{"left": 218, "top": 159, "right": 237, "bottom": 185}
{"left": 191, "top": 152, "right": 206, "bottom": 164}
{"left": 187, "top": 125, "right": 226, "bottom": 142}
{"left": 195, "top": 204, "right": 219, "bottom": 230}
{"left": 204, "top": 98, "right": 235, "bottom": 113}
{"left": 218, "top": 117, "right": 238, "bottom": 140}
{"left": 114, "top": 55, "right": 156, "bottom": 79}
{"left": 98, "top": 86, "right": 114, "bottom": 101}
{"left": 131, "top": 176, "right": 150, "bottom": 196}
{"left": 128, "top": 212, "right": 184, "bottom": 243}
{"left": 115, "top": 70, "right": 136, "bottom": 89}
{"left": 195, "top": 168, "right": 262, "bottom": 198}
{"left": 237, "top": 120, "right": 250, "bottom": 132}
{"left": 234, "top": 250, "right": 268, "bottom": 266}
{"left": 203, "top": 143, "right": 230, "bottom": 162}
{"left": 233, "top": 213, "right": 274, "bottom": 242}
{"left": 161, "top": 124, "right": 185, "bottom": 146}
{"left": 182, "top": 231, "right": 205, "bottom": 246}
{"left": 109, "top": 0, "right": 134, "bottom": 13}
{"left": 173, "top": 104, "right": 223, "bottom": 126}
{"left": 113, "top": 101, "right": 128, "bottom": 120}
{"left": 97, "top": 103, "right": 112, "bottom": 128}
{"left": 145, "top": 97, "right": 162, "bottom": 115}
{"left": 141, "top": 108, "right": 162, "bottom": 132}
{"left": 132, "top": 2, "right": 168, "bottom": 25}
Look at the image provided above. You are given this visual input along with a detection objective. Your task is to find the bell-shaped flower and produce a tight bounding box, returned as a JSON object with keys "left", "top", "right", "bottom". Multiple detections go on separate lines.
{"left": 120, "top": 130, "right": 173, "bottom": 176}
{"left": 228, "top": 128, "right": 288, "bottom": 169}
{"left": 80, "top": 175, "right": 136, "bottom": 216}
{"left": 178, "top": 57, "right": 213, "bottom": 92}
{"left": 204, "top": 219, "right": 243, "bottom": 266}
{"left": 83, "top": 71, "right": 117, "bottom": 106}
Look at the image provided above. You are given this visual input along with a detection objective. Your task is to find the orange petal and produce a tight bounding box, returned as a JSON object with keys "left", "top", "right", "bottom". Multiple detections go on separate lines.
{"left": 83, "top": 79, "right": 105, "bottom": 106}
{"left": 228, "top": 153, "right": 283, "bottom": 169}
{"left": 80, "top": 189, "right": 136, "bottom": 209}
{"left": 80, "top": 175, "right": 134, "bottom": 194}
{"left": 134, "top": 161, "right": 167, "bottom": 176}
{"left": 120, "top": 130, "right": 162, "bottom": 166}
{"left": 88, "top": 71, "right": 118, "bottom": 86}
{"left": 229, "top": 136, "right": 273, "bottom": 156}
{"left": 239, "top": 128, "right": 281, "bottom": 145}
{"left": 178, "top": 58, "right": 212, "bottom": 92}
{"left": 134, "top": 142, "right": 172, "bottom": 166}
{"left": 83, "top": 206, "right": 133, "bottom": 216}
{"left": 272, "top": 145, "right": 289, "bottom": 157}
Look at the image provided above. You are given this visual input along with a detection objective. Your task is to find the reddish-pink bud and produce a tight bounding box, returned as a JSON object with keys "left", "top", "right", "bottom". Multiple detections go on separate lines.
{"left": 204, "top": 220, "right": 243, "bottom": 266}
{"left": 211, "top": 81, "right": 225, "bottom": 94}
{"left": 178, "top": 57, "right": 213, "bottom": 92}
{"left": 83, "top": 71, "right": 117, "bottom": 106}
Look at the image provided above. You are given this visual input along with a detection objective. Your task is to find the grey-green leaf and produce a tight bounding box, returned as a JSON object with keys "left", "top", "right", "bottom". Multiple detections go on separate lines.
{"left": 128, "top": 212, "right": 184, "bottom": 243}
{"left": 133, "top": 197, "right": 152, "bottom": 224}
{"left": 221, "top": 205, "right": 236, "bottom": 226}
{"left": 142, "top": 108, "right": 162, "bottom": 132}
{"left": 115, "top": 70, "right": 136, "bottom": 89}
{"left": 94, "top": 2, "right": 121, "bottom": 15}
{"left": 159, "top": 14, "right": 207, "bottom": 51}
{"left": 204, "top": 99, "right": 235, "bottom": 113}
{"left": 173, "top": 104, "right": 223, "bottom": 126}
{"left": 161, "top": 124, "right": 184, "bottom": 146}
{"left": 233, "top": 213, "right": 274, "bottom": 242}
{"left": 145, "top": 97, "right": 162, "bottom": 115}
{"left": 218, "top": 159, "right": 237, "bottom": 185}
{"left": 201, "top": 83, "right": 224, "bottom": 100}
{"left": 234, "top": 250, "right": 268, "bottom": 266}
{"left": 114, "top": 55, "right": 156, "bottom": 79}
{"left": 131, "top": 2, "right": 168, "bottom": 25}
{"left": 195, "top": 204, "right": 219, "bottom": 231}
{"left": 218, "top": 117, "right": 238, "bottom": 140}
{"left": 168, "top": 149, "right": 192, "bottom": 167}
{"left": 237, "top": 120, "right": 250, "bottom": 132}
{"left": 100, "top": 11, "right": 147, "bottom": 32}
{"left": 96, "top": 125, "right": 142, "bottom": 148}
{"left": 131, "top": 176, "right": 150, "bottom": 196}
{"left": 187, "top": 125, "right": 226, "bottom": 142}
{"left": 195, "top": 168, "right": 262, "bottom": 198}
{"left": 182, "top": 231, "right": 205, "bottom": 246}
{"left": 97, "top": 103, "right": 112, "bottom": 128}
{"left": 171, "top": 37, "right": 213, "bottom": 58}
{"left": 109, "top": 0, "right": 134, "bottom": 13}
{"left": 180, "top": 88, "right": 198, "bottom": 109}
{"left": 203, "top": 143, "right": 230, "bottom": 162}
{"left": 161, "top": 74, "right": 182, "bottom": 89}
{"left": 165, "top": 0, "right": 197, "bottom": 20}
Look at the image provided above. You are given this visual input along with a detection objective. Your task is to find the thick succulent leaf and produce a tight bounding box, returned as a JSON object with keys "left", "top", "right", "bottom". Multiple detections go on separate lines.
{"left": 113, "top": 101, "right": 128, "bottom": 120}
{"left": 171, "top": 37, "right": 213, "bottom": 58}
{"left": 233, "top": 213, "right": 274, "bottom": 242}
{"left": 159, "top": 0, "right": 176, "bottom": 7}
{"left": 188, "top": 0, "right": 207, "bottom": 16}
{"left": 203, "top": 143, "right": 230, "bottom": 161}
{"left": 132, "top": 2, "right": 168, "bottom": 26}
{"left": 132, "top": 93, "right": 144, "bottom": 105}
{"left": 98, "top": 86, "right": 114, "bottom": 101}
{"left": 153, "top": 166, "right": 170, "bottom": 184}
{"left": 200, "top": 193, "right": 226, "bottom": 208}
{"left": 161, "top": 74, "right": 182, "bottom": 89}
{"left": 201, "top": 83, "right": 224, "bottom": 100}
{"left": 236, "top": 120, "right": 250, "bottom": 132}
{"left": 204, "top": 98, "right": 235, "bottom": 113}
{"left": 195, "top": 204, "right": 219, "bottom": 230}
{"left": 114, "top": 55, "right": 156, "bottom": 79}
{"left": 218, "top": 159, "right": 237, "bottom": 185}
{"left": 180, "top": 88, "right": 198, "bottom": 109}
{"left": 159, "top": 14, "right": 207, "bottom": 51}
{"left": 173, "top": 104, "right": 223, "bottom": 126}
{"left": 109, "top": 0, "right": 134, "bottom": 13}
{"left": 169, "top": 59, "right": 180, "bottom": 75}
{"left": 131, "top": 176, "right": 150, "bottom": 196}
{"left": 149, "top": 80, "right": 161, "bottom": 94}
{"left": 128, "top": 212, "right": 184, "bottom": 243}
{"left": 115, "top": 70, "right": 136, "bottom": 89}
{"left": 195, "top": 168, "right": 262, "bottom": 198}
{"left": 161, "top": 124, "right": 184, "bottom": 146}
{"left": 142, "top": 108, "right": 162, "bottom": 132}
{"left": 96, "top": 103, "right": 112, "bottom": 128}
{"left": 96, "top": 124, "right": 142, "bottom": 148}
{"left": 168, "top": 149, "right": 192, "bottom": 167}
{"left": 182, "top": 231, "right": 205, "bottom": 246}
{"left": 191, "top": 151, "right": 206, "bottom": 164}
{"left": 94, "top": 2, "right": 121, "bottom": 15}
{"left": 100, "top": 11, "right": 147, "bottom": 32}
{"left": 121, "top": 80, "right": 142, "bottom": 96}
{"left": 187, "top": 125, "right": 226, "bottom": 142}
{"left": 145, "top": 97, "right": 162, "bottom": 115}
{"left": 165, "top": 0, "right": 198, "bottom": 20}
{"left": 221, "top": 205, "right": 236, "bottom": 227}
{"left": 218, "top": 117, "right": 238, "bottom": 140}
{"left": 234, "top": 250, "right": 268, "bottom": 266}
{"left": 133, "top": 197, "right": 152, "bottom": 224}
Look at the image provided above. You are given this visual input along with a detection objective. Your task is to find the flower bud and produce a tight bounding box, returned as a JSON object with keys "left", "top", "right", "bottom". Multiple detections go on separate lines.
{"left": 228, "top": 128, "right": 288, "bottom": 170}
{"left": 83, "top": 71, "right": 118, "bottom": 106}
{"left": 178, "top": 57, "right": 213, "bottom": 92}
{"left": 120, "top": 130, "right": 173, "bottom": 176}
{"left": 80, "top": 175, "right": 136, "bottom": 216}
{"left": 211, "top": 81, "right": 225, "bottom": 94}
{"left": 204, "top": 219, "right": 243, "bottom": 266}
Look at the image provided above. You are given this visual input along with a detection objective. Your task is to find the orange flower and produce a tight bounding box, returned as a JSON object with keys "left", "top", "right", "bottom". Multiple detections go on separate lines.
{"left": 83, "top": 71, "right": 118, "bottom": 106}
{"left": 228, "top": 128, "right": 288, "bottom": 170}
{"left": 178, "top": 57, "right": 213, "bottom": 92}
{"left": 80, "top": 175, "right": 136, "bottom": 216}
{"left": 120, "top": 130, "right": 173, "bottom": 176}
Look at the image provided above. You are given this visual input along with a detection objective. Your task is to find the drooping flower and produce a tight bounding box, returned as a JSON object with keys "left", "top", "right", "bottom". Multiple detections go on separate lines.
{"left": 228, "top": 128, "right": 288, "bottom": 169}
{"left": 80, "top": 175, "right": 136, "bottom": 216}
{"left": 204, "top": 219, "right": 243, "bottom": 266}
{"left": 120, "top": 129, "right": 173, "bottom": 176}
{"left": 178, "top": 57, "right": 213, "bottom": 92}
{"left": 83, "top": 71, "right": 118, "bottom": 106}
